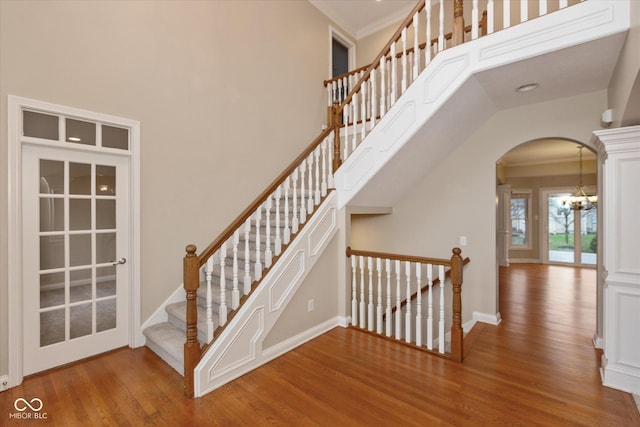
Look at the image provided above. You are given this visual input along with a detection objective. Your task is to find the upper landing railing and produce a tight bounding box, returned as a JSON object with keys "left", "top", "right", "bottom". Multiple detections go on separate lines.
{"left": 324, "top": 0, "right": 584, "bottom": 170}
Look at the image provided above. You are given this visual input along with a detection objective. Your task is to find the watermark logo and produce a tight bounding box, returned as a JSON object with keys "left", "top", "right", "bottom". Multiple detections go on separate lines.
{"left": 9, "top": 397, "right": 47, "bottom": 420}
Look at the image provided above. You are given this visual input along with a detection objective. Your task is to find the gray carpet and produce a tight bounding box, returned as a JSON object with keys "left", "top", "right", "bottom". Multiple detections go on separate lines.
{"left": 40, "top": 281, "right": 117, "bottom": 346}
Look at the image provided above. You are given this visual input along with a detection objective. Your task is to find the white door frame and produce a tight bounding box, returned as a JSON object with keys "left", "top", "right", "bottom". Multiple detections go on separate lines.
{"left": 7, "top": 95, "right": 141, "bottom": 388}
{"left": 329, "top": 26, "right": 356, "bottom": 80}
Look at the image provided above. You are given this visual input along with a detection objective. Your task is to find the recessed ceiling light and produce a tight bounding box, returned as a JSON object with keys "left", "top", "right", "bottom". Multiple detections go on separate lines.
{"left": 68, "top": 136, "right": 81, "bottom": 142}
{"left": 516, "top": 83, "right": 539, "bottom": 93}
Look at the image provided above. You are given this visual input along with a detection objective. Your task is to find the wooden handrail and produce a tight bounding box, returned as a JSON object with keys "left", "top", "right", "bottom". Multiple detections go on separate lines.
{"left": 324, "top": 20, "right": 479, "bottom": 88}
{"left": 346, "top": 247, "right": 466, "bottom": 362}
{"left": 194, "top": 126, "right": 333, "bottom": 266}
{"left": 346, "top": 246, "right": 453, "bottom": 267}
{"left": 336, "top": 0, "right": 426, "bottom": 115}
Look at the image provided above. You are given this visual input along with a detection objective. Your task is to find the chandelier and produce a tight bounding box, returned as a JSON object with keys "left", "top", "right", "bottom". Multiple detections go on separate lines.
{"left": 562, "top": 146, "right": 597, "bottom": 211}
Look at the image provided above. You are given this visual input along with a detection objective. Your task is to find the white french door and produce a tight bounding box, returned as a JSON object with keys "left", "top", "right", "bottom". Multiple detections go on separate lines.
{"left": 21, "top": 145, "right": 130, "bottom": 375}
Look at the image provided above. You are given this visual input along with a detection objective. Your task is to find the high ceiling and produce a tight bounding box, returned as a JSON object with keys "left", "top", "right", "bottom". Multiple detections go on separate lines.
{"left": 308, "top": 0, "right": 415, "bottom": 39}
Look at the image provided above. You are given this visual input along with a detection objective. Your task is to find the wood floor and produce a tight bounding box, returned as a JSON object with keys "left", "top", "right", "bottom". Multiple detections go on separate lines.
{"left": 2, "top": 264, "right": 638, "bottom": 426}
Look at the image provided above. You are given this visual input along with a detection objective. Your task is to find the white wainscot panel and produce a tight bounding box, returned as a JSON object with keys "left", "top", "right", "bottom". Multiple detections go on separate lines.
{"left": 343, "top": 148, "right": 373, "bottom": 191}
{"left": 616, "top": 158, "right": 640, "bottom": 275}
{"left": 269, "top": 251, "right": 305, "bottom": 312}
{"left": 423, "top": 54, "right": 470, "bottom": 104}
{"left": 207, "top": 307, "right": 264, "bottom": 381}
{"left": 616, "top": 290, "right": 640, "bottom": 368}
{"left": 308, "top": 207, "right": 337, "bottom": 257}
{"left": 380, "top": 102, "right": 415, "bottom": 151}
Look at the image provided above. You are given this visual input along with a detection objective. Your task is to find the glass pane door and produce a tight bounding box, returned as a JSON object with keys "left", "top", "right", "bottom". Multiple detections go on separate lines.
{"left": 23, "top": 145, "right": 129, "bottom": 375}
{"left": 547, "top": 192, "right": 596, "bottom": 266}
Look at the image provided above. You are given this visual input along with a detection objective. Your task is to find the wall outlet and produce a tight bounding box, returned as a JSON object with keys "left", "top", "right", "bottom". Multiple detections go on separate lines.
{"left": 0, "top": 375, "right": 9, "bottom": 391}
{"left": 459, "top": 236, "right": 468, "bottom": 246}
{"left": 308, "top": 299, "right": 315, "bottom": 312}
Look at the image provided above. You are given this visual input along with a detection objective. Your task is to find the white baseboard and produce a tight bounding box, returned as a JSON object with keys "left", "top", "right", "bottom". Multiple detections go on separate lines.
{"left": 593, "top": 333, "right": 603, "bottom": 349}
{"left": 263, "top": 316, "right": 344, "bottom": 361}
{"left": 508, "top": 259, "right": 541, "bottom": 264}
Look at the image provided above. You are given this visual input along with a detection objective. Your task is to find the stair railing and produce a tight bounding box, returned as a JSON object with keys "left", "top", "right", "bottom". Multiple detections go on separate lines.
{"left": 183, "top": 128, "right": 335, "bottom": 397}
{"left": 327, "top": 0, "right": 584, "bottom": 169}
{"left": 346, "top": 247, "right": 467, "bottom": 362}
{"left": 182, "top": 0, "right": 585, "bottom": 398}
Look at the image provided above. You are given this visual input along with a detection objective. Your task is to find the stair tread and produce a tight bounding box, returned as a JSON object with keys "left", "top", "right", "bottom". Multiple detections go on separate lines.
{"left": 143, "top": 322, "right": 184, "bottom": 362}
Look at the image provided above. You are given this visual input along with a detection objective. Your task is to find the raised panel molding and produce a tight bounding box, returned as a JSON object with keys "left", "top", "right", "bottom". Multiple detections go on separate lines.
{"left": 343, "top": 148, "right": 374, "bottom": 191}
{"left": 593, "top": 125, "right": 640, "bottom": 395}
{"left": 381, "top": 101, "right": 415, "bottom": 151}
{"left": 423, "top": 55, "right": 470, "bottom": 104}
{"left": 478, "top": 5, "right": 614, "bottom": 62}
{"left": 194, "top": 192, "right": 339, "bottom": 397}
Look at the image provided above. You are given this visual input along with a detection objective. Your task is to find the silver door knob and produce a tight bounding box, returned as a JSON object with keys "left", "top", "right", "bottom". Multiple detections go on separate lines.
{"left": 112, "top": 257, "right": 127, "bottom": 266}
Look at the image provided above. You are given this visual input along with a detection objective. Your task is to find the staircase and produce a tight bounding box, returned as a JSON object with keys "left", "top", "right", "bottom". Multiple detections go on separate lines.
{"left": 140, "top": 0, "right": 630, "bottom": 398}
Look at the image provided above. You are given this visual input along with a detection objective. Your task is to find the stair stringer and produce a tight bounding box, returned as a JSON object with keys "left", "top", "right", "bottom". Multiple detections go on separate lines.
{"left": 334, "top": 0, "right": 629, "bottom": 209}
{"left": 194, "top": 191, "right": 338, "bottom": 397}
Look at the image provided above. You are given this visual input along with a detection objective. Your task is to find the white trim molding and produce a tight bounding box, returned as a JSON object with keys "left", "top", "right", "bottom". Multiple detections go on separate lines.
{"left": 194, "top": 192, "right": 339, "bottom": 397}
{"left": 593, "top": 125, "right": 640, "bottom": 395}
{"left": 6, "top": 95, "right": 141, "bottom": 388}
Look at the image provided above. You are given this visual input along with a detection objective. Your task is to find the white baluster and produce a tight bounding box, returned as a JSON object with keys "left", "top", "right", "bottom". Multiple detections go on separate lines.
{"left": 274, "top": 186, "right": 282, "bottom": 256}
{"left": 367, "top": 257, "right": 374, "bottom": 331}
{"left": 385, "top": 259, "right": 392, "bottom": 337}
{"left": 254, "top": 209, "right": 262, "bottom": 280}
{"left": 326, "top": 84, "right": 332, "bottom": 108}
{"left": 438, "top": 0, "right": 444, "bottom": 51}
{"left": 307, "top": 155, "right": 314, "bottom": 214}
{"left": 337, "top": 79, "right": 343, "bottom": 104}
{"left": 472, "top": 0, "right": 479, "bottom": 40}
{"left": 291, "top": 168, "right": 299, "bottom": 234}
{"left": 360, "top": 79, "right": 366, "bottom": 143}
{"left": 351, "top": 255, "right": 358, "bottom": 327}
{"left": 401, "top": 27, "right": 407, "bottom": 93}
{"left": 376, "top": 257, "right": 383, "bottom": 334}
{"left": 219, "top": 243, "right": 228, "bottom": 326}
{"left": 332, "top": 81, "right": 337, "bottom": 105}
{"left": 405, "top": 261, "right": 412, "bottom": 344}
{"left": 426, "top": 0, "right": 432, "bottom": 67}
{"left": 320, "top": 140, "right": 328, "bottom": 197}
{"left": 438, "top": 264, "right": 445, "bottom": 353}
{"left": 415, "top": 263, "right": 422, "bottom": 347}
{"left": 539, "top": 0, "right": 547, "bottom": 16}
{"left": 559, "top": 0, "right": 568, "bottom": 9}
{"left": 283, "top": 177, "right": 291, "bottom": 245}
{"left": 314, "top": 146, "right": 321, "bottom": 205}
{"left": 371, "top": 68, "right": 377, "bottom": 128}
{"left": 351, "top": 94, "right": 358, "bottom": 152}
{"left": 390, "top": 43, "right": 397, "bottom": 105}
{"left": 244, "top": 218, "right": 252, "bottom": 295}
{"left": 413, "top": 12, "right": 419, "bottom": 80}
{"left": 395, "top": 259, "right": 402, "bottom": 340}
{"left": 231, "top": 230, "right": 240, "bottom": 309}
{"left": 342, "top": 76, "right": 348, "bottom": 102}
{"left": 343, "top": 107, "right": 349, "bottom": 160}
{"left": 299, "top": 161, "right": 307, "bottom": 224}
{"left": 521, "top": 0, "right": 528, "bottom": 23}
{"left": 359, "top": 256, "right": 366, "bottom": 328}
{"left": 205, "top": 256, "right": 214, "bottom": 342}
{"left": 380, "top": 56, "right": 386, "bottom": 117}
{"left": 503, "top": 0, "right": 510, "bottom": 29}
{"left": 427, "top": 264, "right": 433, "bottom": 350}
{"left": 264, "top": 197, "right": 272, "bottom": 268}
{"left": 488, "top": 0, "right": 494, "bottom": 34}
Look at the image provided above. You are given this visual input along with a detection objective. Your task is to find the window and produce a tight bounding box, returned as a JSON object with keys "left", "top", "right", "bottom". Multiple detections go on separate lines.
{"left": 510, "top": 190, "right": 531, "bottom": 249}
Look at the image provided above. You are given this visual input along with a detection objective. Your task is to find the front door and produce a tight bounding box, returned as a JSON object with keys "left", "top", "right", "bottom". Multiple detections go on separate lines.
{"left": 22, "top": 144, "right": 130, "bottom": 375}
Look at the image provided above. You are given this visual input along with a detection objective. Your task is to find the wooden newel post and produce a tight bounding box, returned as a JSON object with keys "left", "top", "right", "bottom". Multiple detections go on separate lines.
{"left": 183, "top": 244, "right": 200, "bottom": 398}
{"left": 453, "top": 0, "right": 465, "bottom": 46}
{"left": 450, "top": 247, "right": 464, "bottom": 362}
{"left": 332, "top": 101, "right": 343, "bottom": 172}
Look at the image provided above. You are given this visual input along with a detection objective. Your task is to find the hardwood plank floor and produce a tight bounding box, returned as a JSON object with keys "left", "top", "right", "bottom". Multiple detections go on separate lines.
{"left": 1, "top": 264, "right": 638, "bottom": 426}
